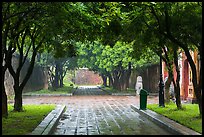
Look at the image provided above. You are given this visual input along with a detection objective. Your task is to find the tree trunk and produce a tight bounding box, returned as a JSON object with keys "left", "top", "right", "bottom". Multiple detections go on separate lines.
{"left": 164, "top": 74, "right": 172, "bottom": 103}
{"left": 114, "top": 81, "right": 121, "bottom": 91}
{"left": 173, "top": 50, "right": 182, "bottom": 109}
{"left": 59, "top": 75, "right": 63, "bottom": 87}
{"left": 7, "top": 47, "right": 39, "bottom": 112}
{"left": 120, "top": 70, "right": 131, "bottom": 91}
{"left": 112, "top": 77, "right": 117, "bottom": 90}
{"left": 108, "top": 74, "right": 113, "bottom": 87}
{"left": 59, "top": 63, "right": 63, "bottom": 88}
{"left": 13, "top": 85, "right": 23, "bottom": 111}
{"left": 120, "top": 70, "right": 126, "bottom": 91}
{"left": 2, "top": 18, "right": 9, "bottom": 117}
{"left": 194, "top": 85, "right": 202, "bottom": 117}
{"left": 198, "top": 47, "right": 202, "bottom": 117}
{"left": 54, "top": 60, "right": 60, "bottom": 89}
{"left": 2, "top": 64, "right": 8, "bottom": 117}
{"left": 184, "top": 48, "right": 202, "bottom": 116}
{"left": 174, "top": 83, "right": 182, "bottom": 109}
{"left": 14, "top": 93, "right": 23, "bottom": 112}
{"left": 164, "top": 32, "right": 202, "bottom": 115}
{"left": 112, "top": 71, "right": 121, "bottom": 91}
{"left": 2, "top": 77, "right": 8, "bottom": 117}
{"left": 7, "top": 62, "right": 24, "bottom": 112}
{"left": 126, "top": 62, "right": 132, "bottom": 89}
{"left": 101, "top": 74, "right": 107, "bottom": 87}
{"left": 161, "top": 46, "right": 174, "bottom": 104}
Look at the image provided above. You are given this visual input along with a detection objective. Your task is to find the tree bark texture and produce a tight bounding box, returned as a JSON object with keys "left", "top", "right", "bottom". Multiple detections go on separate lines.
{"left": 2, "top": 89, "right": 8, "bottom": 117}
{"left": 173, "top": 50, "right": 182, "bottom": 109}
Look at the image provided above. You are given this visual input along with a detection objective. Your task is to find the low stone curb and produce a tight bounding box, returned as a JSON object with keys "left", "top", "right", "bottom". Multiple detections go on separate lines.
{"left": 71, "top": 87, "right": 79, "bottom": 95}
{"left": 111, "top": 93, "right": 136, "bottom": 96}
{"left": 130, "top": 105, "right": 201, "bottom": 135}
{"left": 97, "top": 86, "right": 136, "bottom": 96}
{"left": 96, "top": 86, "right": 112, "bottom": 95}
{"left": 29, "top": 105, "right": 66, "bottom": 135}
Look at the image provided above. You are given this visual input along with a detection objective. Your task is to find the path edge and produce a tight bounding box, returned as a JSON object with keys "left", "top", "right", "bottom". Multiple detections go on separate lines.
{"left": 130, "top": 105, "right": 201, "bottom": 135}
{"left": 29, "top": 105, "right": 66, "bottom": 135}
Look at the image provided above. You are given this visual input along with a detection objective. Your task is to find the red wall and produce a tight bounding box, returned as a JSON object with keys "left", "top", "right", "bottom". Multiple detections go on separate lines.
{"left": 75, "top": 69, "right": 103, "bottom": 85}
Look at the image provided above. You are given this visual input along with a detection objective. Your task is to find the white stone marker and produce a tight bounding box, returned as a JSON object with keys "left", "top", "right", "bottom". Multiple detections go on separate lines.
{"left": 135, "top": 76, "right": 143, "bottom": 95}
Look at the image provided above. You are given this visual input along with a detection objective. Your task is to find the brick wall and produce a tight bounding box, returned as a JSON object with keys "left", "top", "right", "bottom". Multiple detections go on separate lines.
{"left": 75, "top": 68, "right": 103, "bottom": 85}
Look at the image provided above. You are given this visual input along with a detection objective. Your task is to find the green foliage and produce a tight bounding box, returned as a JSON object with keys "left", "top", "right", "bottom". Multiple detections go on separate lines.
{"left": 132, "top": 47, "right": 160, "bottom": 68}
{"left": 168, "top": 2, "right": 201, "bottom": 49}
{"left": 76, "top": 38, "right": 160, "bottom": 78}
{"left": 3, "top": 1, "right": 201, "bottom": 105}
{"left": 76, "top": 41, "right": 135, "bottom": 74}
{"left": 2, "top": 104, "right": 55, "bottom": 135}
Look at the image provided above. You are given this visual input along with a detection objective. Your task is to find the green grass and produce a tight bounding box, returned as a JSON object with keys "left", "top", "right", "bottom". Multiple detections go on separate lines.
{"left": 147, "top": 102, "right": 202, "bottom": 133}
{"left": 63, "top": 80, "right": 75, "bottom": 87}
{"left": 103, "top": 86, "right": 136, "bottom": 93}
{"left": 75, "top": 84, "right": 101, "bottom": 86}
{"left": 22, "top": 80, "right": 76, "bottom": 96}
{"left": 2, "top": 104, "right": 56, "bottom": 135}
{"left": 22, "top": 85, "right": 74, "bottom": 95}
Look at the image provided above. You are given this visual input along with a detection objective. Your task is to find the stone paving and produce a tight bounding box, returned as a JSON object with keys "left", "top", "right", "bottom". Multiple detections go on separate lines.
{"left": 52, "top": 96, "right": 172, "bottom": 135}
{"left": 73, "top": 86, "right": 110, "bottom": 95}
{"left": 22, "top": 86, "right": 173, "bottom": 135}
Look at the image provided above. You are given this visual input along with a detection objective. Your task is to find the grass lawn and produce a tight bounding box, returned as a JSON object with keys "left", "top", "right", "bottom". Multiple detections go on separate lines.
{"left": 147, "top": 102, "right": 202, "bottom": 134}
{"left": 2, "top": 104, "right": 56, "bottom": 135}
{"left": 22, "top": 85, "right": 74, "bottom": 95}
{"left": 103, "top": 86, "right": 136, "bottom": 93}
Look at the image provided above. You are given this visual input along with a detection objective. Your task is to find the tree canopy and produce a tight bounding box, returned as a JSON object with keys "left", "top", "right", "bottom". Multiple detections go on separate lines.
{"left": 2, "top": 2, "right": 202, "bottom": 117}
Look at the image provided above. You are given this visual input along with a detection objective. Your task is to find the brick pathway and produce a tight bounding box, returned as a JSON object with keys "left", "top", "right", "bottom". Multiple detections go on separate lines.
{"left": 73, "top": 86, "right": 110, "bottom": 95}
{"left": 22, "top": 86, "right": 173, "bottom": 135}
{"left": 23, "top": 88, "right": 170, "bottom": 135}
{"left": 52, "top": 96, "right": 172, "bottom": 135}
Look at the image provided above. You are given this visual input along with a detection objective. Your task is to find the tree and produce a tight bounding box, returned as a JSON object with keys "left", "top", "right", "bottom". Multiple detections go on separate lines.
{"left": 2, "top": 2, "right": 93, "bottom": 113}
{"left": 76, "top": 40, "right": 157, "bottom": 91}
{"left": 147, "top": 2, "right": 202, "bottom": 115}
{"left": 2, "top": 2, "right": 201, "bottom": 116}
{"left": 121, "top": 2, "right": 201, "bottom": 114}
{"left": 2, "top": 2, "right": 64, "bottom": 112}
{"left": 2, "top": 2, "right": 47, "bottom": 114}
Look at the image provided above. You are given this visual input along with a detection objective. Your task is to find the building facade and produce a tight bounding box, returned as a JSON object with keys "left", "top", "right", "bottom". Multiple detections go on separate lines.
{"left": 163, "top": 50, "right": 200, "bottom": 103}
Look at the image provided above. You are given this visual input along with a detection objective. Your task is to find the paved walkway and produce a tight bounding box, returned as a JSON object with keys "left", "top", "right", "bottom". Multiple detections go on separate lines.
{"left": 22, "top": 86, "right": 175, "bottom": 135}
{"left": 73, "top": 86, "right": 110, "bottom": 95}
{"left": 52, "top": 97, "right": 171, "bottom": 135}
